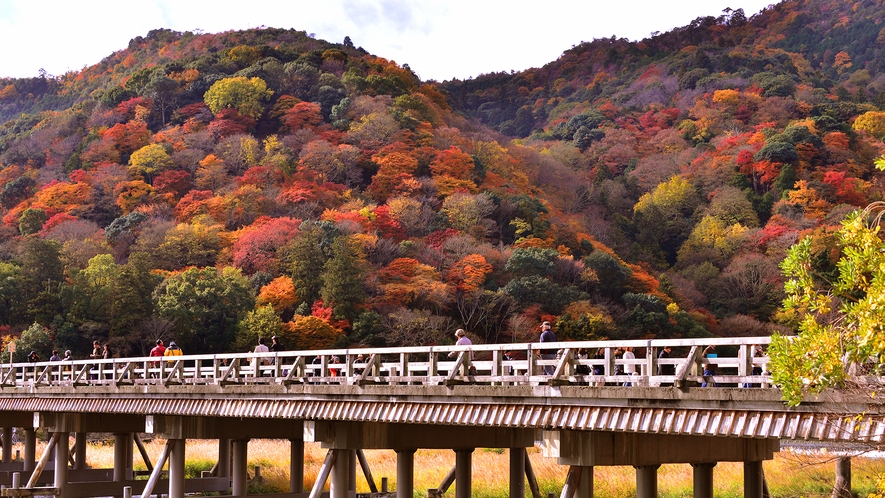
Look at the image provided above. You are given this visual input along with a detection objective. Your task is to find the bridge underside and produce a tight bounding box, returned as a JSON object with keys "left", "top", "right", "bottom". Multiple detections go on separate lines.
{"left": 0, "top": 383, "right": 872, "bottom": 498}
{"left": 0, "top": 383, "right": 880, "bottom": 443}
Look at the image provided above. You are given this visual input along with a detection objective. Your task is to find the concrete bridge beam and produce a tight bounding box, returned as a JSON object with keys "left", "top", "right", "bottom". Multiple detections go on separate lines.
{"left": 307, "top": 421, "right": 535, "bottom": 450}
{"left": 147, "top": 415, "right": 303, "bottom": 440}
{"left": 548, "top": 431, "right": 778, "bottom": 467}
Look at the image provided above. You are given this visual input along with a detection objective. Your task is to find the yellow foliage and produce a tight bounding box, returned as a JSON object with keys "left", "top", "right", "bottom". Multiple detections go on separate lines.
{"left": 285, "top": 315, "right": 344, "bottom": 350}
{"left": 853, "top": 111, "right": 885, "bottom": 139}
{"left": 712, "top": 89, "right": 741, "bottom": 107}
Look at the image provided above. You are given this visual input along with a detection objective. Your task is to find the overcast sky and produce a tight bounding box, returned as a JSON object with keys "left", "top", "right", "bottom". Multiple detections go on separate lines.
{"left": 0, "top": 0, "right": 775, "bottom": 82}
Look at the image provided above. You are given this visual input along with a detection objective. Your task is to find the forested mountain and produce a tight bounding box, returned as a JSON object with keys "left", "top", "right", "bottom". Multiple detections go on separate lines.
{"left": 0, "top": 0, "right": 883, "bottom": 361}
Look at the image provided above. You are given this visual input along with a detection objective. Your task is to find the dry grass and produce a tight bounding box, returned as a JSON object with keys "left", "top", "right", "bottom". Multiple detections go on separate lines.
{"left": 14, "top": 438, "right": 885, "bottom": 497}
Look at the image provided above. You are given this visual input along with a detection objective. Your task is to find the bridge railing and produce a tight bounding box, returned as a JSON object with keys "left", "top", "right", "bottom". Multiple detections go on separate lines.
{"left": 0, "top": 337, "right": 777, "bottom": 389}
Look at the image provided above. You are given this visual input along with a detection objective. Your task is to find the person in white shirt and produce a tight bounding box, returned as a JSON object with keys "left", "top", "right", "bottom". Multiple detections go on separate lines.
{"left": 254, "top": 337, "right": 270, "bottom": 374}
{"left": 449, "top": 329, "right": 475, "bottom": 375}
{"left": 623, "top": 346, "right": 636, "bottom": 386}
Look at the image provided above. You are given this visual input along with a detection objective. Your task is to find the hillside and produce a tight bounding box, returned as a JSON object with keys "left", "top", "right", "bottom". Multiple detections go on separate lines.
{"left": 0, "top": 0, "right": 883, "bottom": 360}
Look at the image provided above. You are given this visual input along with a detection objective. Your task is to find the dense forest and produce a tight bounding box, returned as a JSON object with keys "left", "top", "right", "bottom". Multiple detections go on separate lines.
{"left": 0, "top": 0, "right": 883, "bottom": 361}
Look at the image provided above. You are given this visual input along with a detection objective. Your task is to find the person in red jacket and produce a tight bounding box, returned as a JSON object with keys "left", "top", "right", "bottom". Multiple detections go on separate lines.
{"left": 149, "top": 339, "right": 166, "bottom": 377}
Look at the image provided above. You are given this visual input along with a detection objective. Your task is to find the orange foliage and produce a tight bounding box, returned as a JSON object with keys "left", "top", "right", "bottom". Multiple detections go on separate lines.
{"left": 174, "top": 190, "right": 214, "bottom": 222}
{"left": 447, "top": 254, "right": 493, "bottom": 293}
{"left": 375, "top": 257, "right": 451, "bottom": 309}
{"left": 31, "top": 181, "right": 90, "bottom": 216}
{"left": 429, "top": 146, "right": 474, "bottom": 177}
{"left": 115, "top": 180, "right": 155, "bottom": 214}
{"left": 284, "top": 315, "right": 344, "bottom": 350}
{"left": 257, "top": 276, "right": 298, "bottom": 314}
{"left": 280, "top": 102, "right": 324, "bottom": 132}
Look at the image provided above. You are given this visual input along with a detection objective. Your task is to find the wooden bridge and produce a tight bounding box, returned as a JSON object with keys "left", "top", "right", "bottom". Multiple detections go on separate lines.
{"left": 0, "top": 336, "right": 879, "bottom": 498}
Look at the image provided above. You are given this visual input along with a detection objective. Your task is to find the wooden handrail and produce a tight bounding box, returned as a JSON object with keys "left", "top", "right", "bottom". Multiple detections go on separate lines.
{"left": 0, "top": 337, "right": 781, "bottom": 389}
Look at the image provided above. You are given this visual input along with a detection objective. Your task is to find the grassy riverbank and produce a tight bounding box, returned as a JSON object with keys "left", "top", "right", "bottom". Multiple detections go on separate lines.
{"left": 30, "top": 439, "right": 885, "bottom": 497}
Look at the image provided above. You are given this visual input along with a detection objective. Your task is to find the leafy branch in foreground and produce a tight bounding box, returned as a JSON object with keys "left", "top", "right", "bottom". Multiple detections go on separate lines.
{"left": 771, "top": 157, "right": 885, "bottom": 406}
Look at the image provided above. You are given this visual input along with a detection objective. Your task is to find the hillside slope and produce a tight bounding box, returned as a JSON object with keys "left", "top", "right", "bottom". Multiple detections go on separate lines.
{"left": 0, "top": 0, "right": 882, "bottom": 360}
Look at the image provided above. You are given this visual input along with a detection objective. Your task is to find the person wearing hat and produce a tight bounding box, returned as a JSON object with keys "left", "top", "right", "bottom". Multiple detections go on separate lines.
{"left": 539, "top": 321, "right": 557, "bottom": 375}
{"left": 164, "top": 341, "right": 183, "bottom": 362}
{"left": 270, "top": 336, "right": 285, "bottom": 352}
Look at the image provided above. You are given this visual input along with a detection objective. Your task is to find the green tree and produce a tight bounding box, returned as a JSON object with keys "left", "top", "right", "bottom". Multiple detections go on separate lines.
{"left": 17, "top": 237, "right": 65, "bottom": 324}
{"left": 583, "top": 251, "right": 632, "bottom": 299}
{"left": 143, "top": 75, "right": 179, "bottom": 126}
{"left": 505, "top": 247, "right": 558, "bottom": 278}
{"left": 233, "top": 304, "right": 284, "bottom": 351}
{"left": 0, "top": 262, "right": 21, "bottom": 325}
{"left": 110, "top": 252, "right": 160, "bottom": 337}
{"left": 154, "top": 266, "right": 255, "bottom": 354}
{"left": 68, "top": 254, "right": 119, "bottom": 325}
{"left": 282, "top": 222, "right": 339, "bottom": 307}
{"left": 320, "top": 236, "right": 366, "bottom": 322}
{"left": 770, "top": 201, "right": 885, "bottom": 405}
{"left": 204, "top": 76, "right": 273, "bottom": 120}
{"left": 19, "top": 208, "right": 47, "bottom": 236}
{"left": 501, "top": 275, "right": 588, "bottom": 314}
{"left": 632, "top": 175, "right": 701, "bottom": 265}
{"left": 129, "top": 144, "right": 173, "bottom": 182}
{"left": 11, "top": 322, "right": 53, "bottom": 363}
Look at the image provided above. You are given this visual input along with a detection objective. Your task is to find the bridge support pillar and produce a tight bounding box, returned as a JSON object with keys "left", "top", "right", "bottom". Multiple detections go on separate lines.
{"left": 348, "top": 449, "right": 356, "bottom": 493}
{"left": 54, "top": 432, "right": 69, "bottom": 498}
{"left": 576, "top": 466, "right": 593, "bottom": 498}
{"left": 232, "top": 439, "right": 249, "bottom": 497}
{"left": 834, "top": 456, "right": 851, "bottom": 498}
{"left": 23, "top": 428, "right": 35, "bottom": 471}
{"left": 74, "top": 432, "right": 87, "bottom": 470}
{"left": 692, "top": 462, "right": 716, "bottom": 498}
{"left": 330, "top": 448, "right": 351, "bottom": 498}
{"left": 113, "top": 433, "right": 131, "bottom": 481}
{"left": 217, "top": 438, "right": 231, "bottom": 480}
{"left": 635, "top": 464, "right": 659, "bottom": 498}
{"left": 168, "top": 438, "right": 185, "bottom": 498}
{"left": 396, "top": 449, "right": 415, "bottom": 498}
{"left": 744, "top": 461, "right": 763, "bottom": 498}
{"left": 509, "top": 448, "right": 525, "bottom": 498}
{"left": 289, "top": 439, "right": 304, "bottom": 493}
{"left": 455, "top": 448, "right": 473, "bottom": 498}
{"left": 1, "top": 427, "right": 11, "bottom": 463}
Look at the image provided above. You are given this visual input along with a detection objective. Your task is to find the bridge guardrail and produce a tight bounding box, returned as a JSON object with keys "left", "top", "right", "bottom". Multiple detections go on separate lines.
{"left": 0, "top": 337, "right": 777, "bottom": 389}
